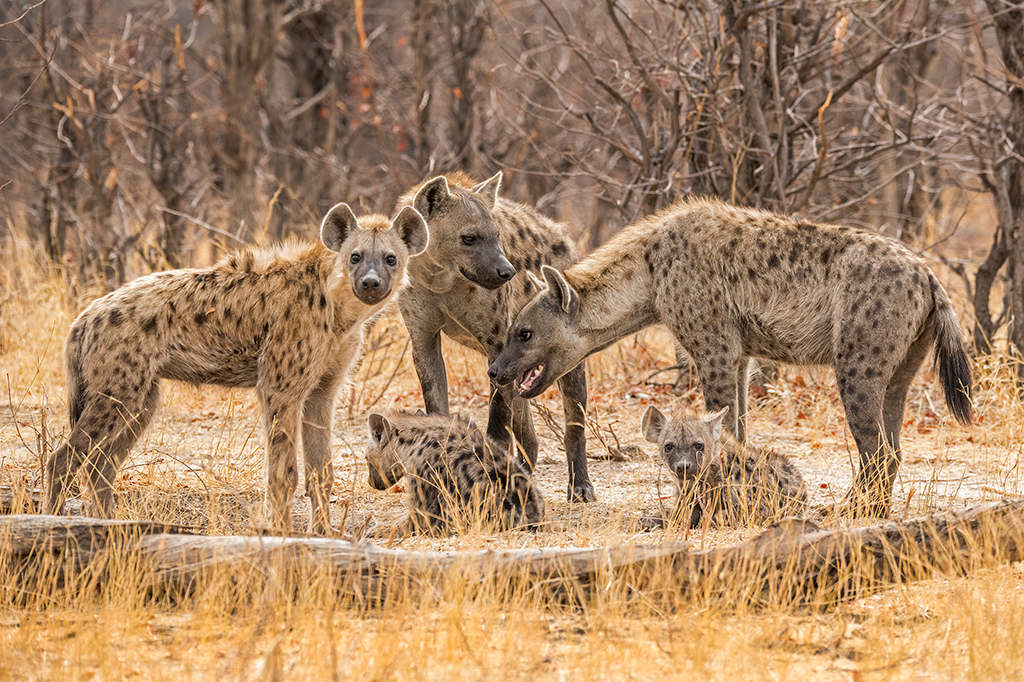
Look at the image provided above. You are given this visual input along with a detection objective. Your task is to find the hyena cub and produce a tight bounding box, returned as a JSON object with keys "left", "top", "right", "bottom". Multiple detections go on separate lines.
{"left": 641, "top": 406, "right": 807, "bottom": 528}
{"left": 365, "top": 412, "right": 545, "bottom": 535}
{"left": 45, "top": 204, "right": 428, "bottom": 535}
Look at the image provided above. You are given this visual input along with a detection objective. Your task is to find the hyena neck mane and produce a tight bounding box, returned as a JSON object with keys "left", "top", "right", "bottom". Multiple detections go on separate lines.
{"left": 562, "top": 219, "right": 663, "bottom": 352}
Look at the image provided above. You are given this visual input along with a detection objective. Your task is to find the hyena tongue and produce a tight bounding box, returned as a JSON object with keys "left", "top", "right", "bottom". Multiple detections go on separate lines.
{"left": 518, "top": 364, "right": 544, "bottom": 394}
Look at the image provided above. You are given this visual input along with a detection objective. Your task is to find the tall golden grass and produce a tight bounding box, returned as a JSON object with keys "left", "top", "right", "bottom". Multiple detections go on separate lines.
{"left": 2, "top": 233, "right": 1024, "bottom": 681}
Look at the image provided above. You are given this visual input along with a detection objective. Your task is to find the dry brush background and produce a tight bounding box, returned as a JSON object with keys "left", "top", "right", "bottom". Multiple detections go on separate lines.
{"left": 3, "top": 0, "right": 1024, "bottom": 680}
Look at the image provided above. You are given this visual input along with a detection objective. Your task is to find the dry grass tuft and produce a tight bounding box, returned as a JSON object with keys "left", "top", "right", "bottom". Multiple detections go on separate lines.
{"left": 2, "top": 240, "right": 1024, "bottom": 680}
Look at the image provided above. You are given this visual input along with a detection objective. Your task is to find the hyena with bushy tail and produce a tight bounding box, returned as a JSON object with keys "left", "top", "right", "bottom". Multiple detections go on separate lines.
{"left": 364, "top": 411, "right": 544, "bottom": 535}
{"left": 641, "top": 406, "right": 807, "bottom": 528}
{"left": 396, "top": 172, "right": 594, "bottom": 503}
{"left": 45, "top": 205, "right": 428, "bottom": 534}
{"left": 489, "top": 197, "right": 972, "bottom": 517}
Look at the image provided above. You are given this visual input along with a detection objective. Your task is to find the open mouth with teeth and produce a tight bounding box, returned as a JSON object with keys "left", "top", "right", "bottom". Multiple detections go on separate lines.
{"left": 517, "top": 364, "right": 545, "bottom": 396}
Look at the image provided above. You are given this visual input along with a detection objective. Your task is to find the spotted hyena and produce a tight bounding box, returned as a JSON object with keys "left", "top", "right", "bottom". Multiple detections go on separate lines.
{"left": 641, "top": 406, "right": 806, "bottom": 528}
{"left": 44, "top": 204, "right": 429, "bottom": 534}
{"left": 396, "top": 172, "right": 594, "bottom": 503}
{"left": 489, "top": 197, "right": 973, "bottom": 516}
{"left": 364, "top": 411, "right": 545, "bottom": 535}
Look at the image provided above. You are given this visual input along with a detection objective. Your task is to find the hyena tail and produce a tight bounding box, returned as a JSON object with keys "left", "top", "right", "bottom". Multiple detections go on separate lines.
{"left": 931, "top": 281, "right": 973, "bottom": 426}
{"left": 64, "top": 325, "right": 87, "bottom": 428}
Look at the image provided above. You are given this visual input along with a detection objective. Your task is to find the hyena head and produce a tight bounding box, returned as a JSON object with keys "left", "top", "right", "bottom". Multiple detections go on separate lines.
{"left": 641, "top": 406, "right": 729, "bottom": 486}
{"left": 365, "top": 413, "right": 408, "bottom": 490}
{"left": 488, "top": 265, "right": 584, "bottom": 399}
{"left": 410, "top": 172, "right": 516, "bottom": 289}
{"left": 321, "top": 203, "right": 429, "bottom": 305}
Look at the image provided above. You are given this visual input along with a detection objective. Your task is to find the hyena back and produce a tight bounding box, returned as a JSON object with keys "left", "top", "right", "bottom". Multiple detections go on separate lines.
{"left": 642, "top": 406, "right": 807, "bottom": 527}
{"left": 365, "top": 411, "right": 545, "bottom": 535}
{"left": 490, "top": 197, "right": 972, "bottom": 516}
{"left": 397, "top": 172, "right": 594, "bottom": 503}
{"left": 46, "top": 205, "right": 428, "bottom": 534}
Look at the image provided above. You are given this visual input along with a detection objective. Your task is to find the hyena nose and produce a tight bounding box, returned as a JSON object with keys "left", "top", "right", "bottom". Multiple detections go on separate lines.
{"left": 487, "top": 365, "right": 499, "bottom": 380}
{"left": 674, "top": 461, "right": 693, "bottom": 478}
{"left": 497, "top": 263, "right": 516, "bottom": 281}
{"left": 360, "top": 274, "right": 381, "bottom": 290}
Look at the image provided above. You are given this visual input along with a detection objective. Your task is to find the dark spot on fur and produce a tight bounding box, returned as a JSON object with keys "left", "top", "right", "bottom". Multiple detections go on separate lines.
{"left": 767, "top": 254, "right": 780, "bottom": 269}
{"left": 109, "top": 309, "right": 123, "bottom": 327}
{"left": 195, "top": 310, "right": 207, "bottom": 325}
{"left": 552, "top": 242, "right": 567, "bottom": 256}
{"left": 142, "top": 316, "right": 158, "bottom": 335}
{"left": 320, "top": 294, "right": 327, "bottom": 309}
{"left": 747, "top": 267, "right": 757, "bottom": 281}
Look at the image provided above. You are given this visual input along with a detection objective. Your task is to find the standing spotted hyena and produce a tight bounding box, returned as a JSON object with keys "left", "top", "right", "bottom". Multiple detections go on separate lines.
{"left": 44, "top": 204, "right": 429, "bottom": 534}
{"left": 364, "top": 411, "right": 545, "bottom": 535}
{"left": 489, "top": 197, "right": 973, "bottom": 516}
{"left": 396, "top": 172, "right": 594, "bottom": 503}
{"left": 641, "top": 406, "right": 807, "bottom": 528}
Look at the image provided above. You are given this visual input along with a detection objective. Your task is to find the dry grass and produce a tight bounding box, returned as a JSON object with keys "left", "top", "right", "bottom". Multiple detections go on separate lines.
{"left": 2, "top": 239, "right": 1024, "bottom": 681}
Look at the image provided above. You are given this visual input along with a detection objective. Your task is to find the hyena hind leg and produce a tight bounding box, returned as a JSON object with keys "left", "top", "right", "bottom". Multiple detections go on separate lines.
{"left": 84, "top": 383, "right": 161, "bottom": 517}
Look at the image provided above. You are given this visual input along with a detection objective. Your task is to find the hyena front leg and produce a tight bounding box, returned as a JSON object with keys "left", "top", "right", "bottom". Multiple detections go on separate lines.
{"left": 558, "top": 364, "right": 594, "bottom": 503}
{"left": 511, "top": 393, "right": 540, "bottom": 468}
{"left": 259, "top": 390, "right": 303, "bottom": 533}
{"left": 301, "top": 370, "right": 345, "bottom": 536}
{"left": 408, "top": 324, "right": 450, "bottom": 417}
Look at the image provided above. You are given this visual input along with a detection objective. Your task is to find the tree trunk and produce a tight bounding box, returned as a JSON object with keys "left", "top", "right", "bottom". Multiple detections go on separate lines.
{"left": 984, "top": 0, "right": 1024, "bottom": 372}
{"left": 5, "top": 500, "right": 1024, "bottom": 608}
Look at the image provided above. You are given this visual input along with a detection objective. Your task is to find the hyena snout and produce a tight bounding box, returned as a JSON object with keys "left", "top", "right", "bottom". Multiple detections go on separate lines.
{"left": 467, "top": 248, "right": 516, "bottom": 290}
{"left": 495, "top": 256, "right": 516, "bottom": 283}
{"left": 674, "top": 460, "right": 696, "bottom": 480}
{"left": 352, "top": 265, "right": 392, "bottom": 305}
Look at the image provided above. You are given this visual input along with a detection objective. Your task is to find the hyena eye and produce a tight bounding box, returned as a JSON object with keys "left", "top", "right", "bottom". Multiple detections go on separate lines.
{"left": 385, "top": 254, "right": 397, "bottom": 266}
{"left": 664, "top": 443, "right": 675, "bottom": 453}
{"left": 350, "top": 253, "right": 361, "bottom": 264}
{"left": 461, "top": 235, "right": 476, "bottom": 245}
{"left": 693, "top": 442, "right": 704, "bottom": 453}
{"left": 519, "top": 329, "right": 532, "bottom": 341}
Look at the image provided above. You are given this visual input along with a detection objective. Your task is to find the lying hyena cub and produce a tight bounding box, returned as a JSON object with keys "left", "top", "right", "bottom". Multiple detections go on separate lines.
{"left": 365, "top": 412, "right": 544, "bottom": 535}
{"left": 641, "top": 406, "right": 807, "bottom": 528}
{"left": 45, "top": 204, "right": 428, "bottom": 535}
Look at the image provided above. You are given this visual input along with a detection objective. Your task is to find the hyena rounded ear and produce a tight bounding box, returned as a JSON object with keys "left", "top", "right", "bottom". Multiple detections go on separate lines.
{"left": 641, "top": 406, "right": 667, "bottom": 443}
{"left": 703, "top": 407, "right": 730, "bottom": 441}
{"left": 471, "top": 171, "right": 502, "bottom": 210}
{"left": 392, "top": 206, "right": 429, "bottom": 256}
{"left": 541, "top": 265, "right": 578, "bottom": 315}
{"left": 413, "top": 176, "right": 450, "bottom": 218}
{"left": 320, "top": 203, "right": 360, "bottom": 252}
{"left": 368, "top": 413, "right": 394, "bottom": 445}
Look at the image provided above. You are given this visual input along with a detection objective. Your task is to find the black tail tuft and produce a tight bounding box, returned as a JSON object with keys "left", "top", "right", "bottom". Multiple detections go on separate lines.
{"left": 933, "top": 303, "right": 973, "bottom": 426}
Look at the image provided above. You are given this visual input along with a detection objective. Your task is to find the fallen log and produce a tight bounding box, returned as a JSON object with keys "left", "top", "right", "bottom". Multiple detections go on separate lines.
{"left": 2, "top": 500, "right": 1023, "bottom": 608}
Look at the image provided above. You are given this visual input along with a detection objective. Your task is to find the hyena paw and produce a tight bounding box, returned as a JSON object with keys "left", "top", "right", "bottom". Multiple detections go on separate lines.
{"left": 635, "top": 515, "right": 665, "bottom": 532}
{"left": 568, "top": 480, "right": 596, "bottom": 504}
